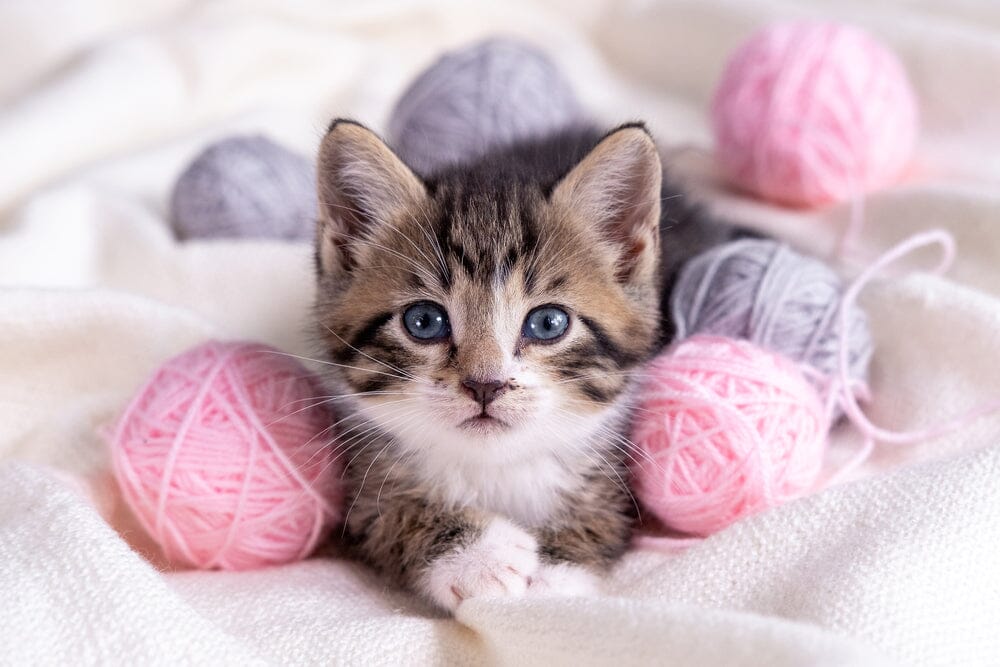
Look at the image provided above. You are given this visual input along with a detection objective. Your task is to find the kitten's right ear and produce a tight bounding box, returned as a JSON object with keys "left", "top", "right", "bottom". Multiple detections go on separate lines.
{"left": 316, "top": 119, "right": 428, "bottom": 276}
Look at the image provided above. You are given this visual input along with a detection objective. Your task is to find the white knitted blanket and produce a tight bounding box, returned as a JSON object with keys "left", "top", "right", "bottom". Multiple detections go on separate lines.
{"left": 2, "top": 1, "right": 999, "bottom": 665}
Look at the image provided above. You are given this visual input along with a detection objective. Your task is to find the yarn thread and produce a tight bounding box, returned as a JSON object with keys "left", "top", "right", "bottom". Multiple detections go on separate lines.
{"left": 636, "top": 229, "right": 1000, "bottom": 546}
{"left": 388, "top": 37, "right": 583, "bottom": 175}
{"left": 631, "top": 335, "right": 828, "bottom": 537}
{"left": 711, "top": 21, "right": 918, "bottom": 208}
{"left": 111, "top": 341, "right": 342, "bottom": 571}
{"left": 170, "top": 135, "right": 317, "bottom": 241}
{"left": 671, "top": 238, "right": 873, "bottom": 419}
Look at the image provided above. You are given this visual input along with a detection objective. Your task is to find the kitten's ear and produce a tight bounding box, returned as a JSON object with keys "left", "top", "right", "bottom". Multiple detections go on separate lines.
{"left": 316, "top": 119, "right": 428, "bottom": 276}
{"left": 551, "top": 124, "right": 662, "bottom": 284}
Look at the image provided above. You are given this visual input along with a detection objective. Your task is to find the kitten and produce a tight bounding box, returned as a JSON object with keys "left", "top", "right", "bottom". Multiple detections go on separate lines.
{"left": 313, "top": 119, "right": 740, "bottom": 612}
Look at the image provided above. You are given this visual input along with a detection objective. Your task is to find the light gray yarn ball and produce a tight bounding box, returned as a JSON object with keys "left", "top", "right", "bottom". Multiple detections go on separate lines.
{"left": 387, "top": 37, "right": 584, "bottom": 176}
{"left": 170, "top": 135, "right": 317, "bottom": 241}
{"left": 671, "top": 238, "right": 873, "bottom": 390}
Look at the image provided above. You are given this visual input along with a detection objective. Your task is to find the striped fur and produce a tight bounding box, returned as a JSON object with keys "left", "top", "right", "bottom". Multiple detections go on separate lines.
{"left": 312, "top": 119, "right": 738, "bottom": 611}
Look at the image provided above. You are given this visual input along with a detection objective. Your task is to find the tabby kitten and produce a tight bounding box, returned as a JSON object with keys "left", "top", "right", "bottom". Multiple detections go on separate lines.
{"left": 313, "top": 119, "right": 735, "bottom": 612}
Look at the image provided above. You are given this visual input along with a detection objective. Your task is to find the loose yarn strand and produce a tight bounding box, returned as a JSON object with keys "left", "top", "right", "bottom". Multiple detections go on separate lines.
{"left": 671, "top": 237, "right": 874, "bottom": 404}
{"left": 635, "top": 230, "right": 998, "bottom": 552}
{"left": 833, "top": 229, "right": 1000, "bottom": 451}
{"left": 835, "top": 184, "right": 866, "bottom": 260}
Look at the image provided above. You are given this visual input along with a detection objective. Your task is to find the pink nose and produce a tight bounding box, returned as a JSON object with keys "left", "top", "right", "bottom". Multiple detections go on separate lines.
{"left": 462, "top": 378, "right": 508, "bottom": 407}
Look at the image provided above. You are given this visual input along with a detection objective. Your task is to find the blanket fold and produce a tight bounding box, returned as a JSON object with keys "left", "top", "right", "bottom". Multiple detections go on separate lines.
{"left": 2, "top": 1, "right": 998, "bottom": 664}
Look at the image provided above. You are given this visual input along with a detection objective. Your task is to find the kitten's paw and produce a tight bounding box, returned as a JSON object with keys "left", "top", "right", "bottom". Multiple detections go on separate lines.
{"left": 421, "top": 518, "right": 539, "bottom": 612}
{"left": 527, "top": 562, "right": 600, "bottom": 597}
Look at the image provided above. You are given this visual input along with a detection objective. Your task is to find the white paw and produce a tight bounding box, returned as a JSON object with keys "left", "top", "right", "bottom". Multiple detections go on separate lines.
{"left": 527, "top": 562, "right": 600, "bottom": 598}
{"left": 421, "top": 518, "right": 539, "bottom": 612}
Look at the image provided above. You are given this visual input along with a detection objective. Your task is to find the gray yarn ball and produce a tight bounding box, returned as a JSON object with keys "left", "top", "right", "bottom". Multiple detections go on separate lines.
{"left": 170, "top": 135, "right": 317, "bottom": 241}
{"left": 671, "top": 239, "right": 873, "bottom": 392}
{"left": 387, "top": 37, "right": 584, "bottom": 176}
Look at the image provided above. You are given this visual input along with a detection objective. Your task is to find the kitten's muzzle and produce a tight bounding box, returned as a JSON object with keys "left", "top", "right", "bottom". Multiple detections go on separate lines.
{"left": 461, "top": 378, "right": 509, "bottom": 409}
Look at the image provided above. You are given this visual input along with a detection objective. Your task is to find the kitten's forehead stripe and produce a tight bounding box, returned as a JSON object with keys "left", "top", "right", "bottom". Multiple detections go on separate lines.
{"left": 432, "top": 181, "right": 534, "bottom": 291}
{"left": 520, "top": 209, "right": 539, "bottom": 295}
{"left": 497, "top": 244, "right": 518, "bottom": 286}
{"left": 547, "top": 276, "right": 568, "bottom": 291}
{"left": 449, "top": 242, "right": 476, "bottom": 276}
{"left": 495, "top": 188, "right": 511, "bottom": 226}
{"left": 433, "top": 202, "right": 454, "bottom": 289}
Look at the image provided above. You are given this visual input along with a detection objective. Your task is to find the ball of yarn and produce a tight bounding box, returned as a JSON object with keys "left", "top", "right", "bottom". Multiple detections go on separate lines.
{"left": 170, "top": 135, "right": 317, "bottom": 241}
{"left": 111, "top": 341, "right": 342, "bottom": 570}
{"left": 711, "top": 21, "right": 918, "bottom": 207}
{"left": 671, "top": 238, "right": 873, "bottom": 393}
{"left": 631, "top": 335, "right": 828, "bottom": 536}
{"left": 388, "top": 37, "right": 584, "bottom": 175}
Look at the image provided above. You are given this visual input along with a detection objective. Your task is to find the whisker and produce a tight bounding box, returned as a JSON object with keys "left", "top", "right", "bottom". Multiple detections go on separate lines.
{"left": 538, "top": 414, "right": 641, "bottom": 518}
{"left": 321, "top": 324, "right": 431, "bottom": 385}
{"left": 279, "top": 390, "right": 421, "bottom": 409}
{"left": 339, "top": 407, "right": 424, "bottom": 534}
{"left": 376, "top": 447, "right": 421, "bottom": 519}
{"left": 264, "top": 350, "right": 417, "bottom": 384}
{"left": 296, "top": 397, "right": 422, "bottom": 469}
{"left": 269, "top": 391, "right": 422, "bottom": 430}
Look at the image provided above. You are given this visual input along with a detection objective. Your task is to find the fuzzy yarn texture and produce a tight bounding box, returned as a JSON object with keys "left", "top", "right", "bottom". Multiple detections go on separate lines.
{"left": 711, "top": 21, "right": 918, "bottom": 207}
{"left": 111, "top": 340, "right": 342, "bottom": 571}
{"left": 170, "top": 135, "right": 317, "bottom": 241}
{"left": 387, "top": 37, "right": 584, "bottom": 175}
{"left": 671, "top": 238, "right": 873, "bottom": 408}
{"left": 631, "top": 335, "right": 828, "bottom": 536}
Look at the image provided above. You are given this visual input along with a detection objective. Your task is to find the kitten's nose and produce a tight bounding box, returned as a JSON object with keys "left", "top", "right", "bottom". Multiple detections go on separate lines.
{"left": 462, "top": 378, "right": 508, "bottom": 407}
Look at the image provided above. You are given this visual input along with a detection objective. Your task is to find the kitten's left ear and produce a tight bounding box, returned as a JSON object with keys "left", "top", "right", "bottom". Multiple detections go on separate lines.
{"left": 551, "top": 124, "right": 662, "bottom": 284}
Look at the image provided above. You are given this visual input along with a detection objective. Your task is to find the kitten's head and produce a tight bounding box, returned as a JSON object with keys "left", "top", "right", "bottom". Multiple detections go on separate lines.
{"left": 314, "top": 120, "right": 662, "bottom": 466}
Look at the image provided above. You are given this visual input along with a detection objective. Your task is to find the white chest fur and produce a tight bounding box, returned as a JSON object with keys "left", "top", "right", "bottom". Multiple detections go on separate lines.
{"left": 412, "top": 449, "right": 580, "bottom": 528}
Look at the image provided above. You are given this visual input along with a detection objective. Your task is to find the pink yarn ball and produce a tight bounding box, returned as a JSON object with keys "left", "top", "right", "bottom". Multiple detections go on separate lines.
{"left": 111, "top": 341, "right": 342, "bottom": 570}
{"left": 711, "top": 21, "right": 918, "bottom": 207}
{"left": 631, "top": 335, "right": 828, "bottom": 536}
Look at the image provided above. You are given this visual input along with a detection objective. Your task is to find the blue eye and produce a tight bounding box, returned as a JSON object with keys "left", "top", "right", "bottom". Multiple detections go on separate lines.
{"left": 523, "top": 306, "right": 570, "bottom": 342}
{"left": 403, "top": 302, "right": 450, "bottom": 341}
